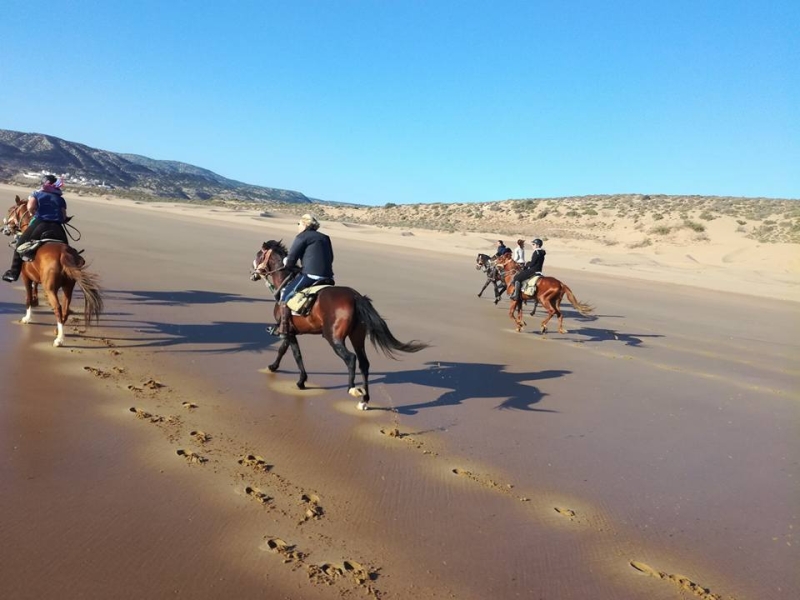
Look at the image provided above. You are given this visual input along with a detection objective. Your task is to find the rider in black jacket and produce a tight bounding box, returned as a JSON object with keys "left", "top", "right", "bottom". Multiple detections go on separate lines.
{"left": 276, "top": 213, "right": 335, "bottom": 337}
{"left": 510, "top": 238, "right": 546, "bottom": 300}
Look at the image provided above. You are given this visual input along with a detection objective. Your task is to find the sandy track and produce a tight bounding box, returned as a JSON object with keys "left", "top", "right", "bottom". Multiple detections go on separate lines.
{"left": 0, "top": 194, "right": 797, "bottom": 599}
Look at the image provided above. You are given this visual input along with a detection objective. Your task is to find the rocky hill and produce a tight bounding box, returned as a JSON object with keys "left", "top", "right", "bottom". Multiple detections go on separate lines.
{"left": 0, "top": 128, "right": 311, "bottom": 204}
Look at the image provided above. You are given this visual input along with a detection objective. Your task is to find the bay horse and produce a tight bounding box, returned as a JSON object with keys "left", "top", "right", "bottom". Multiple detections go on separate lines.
{"left": 251, "top": 240, "right": 429, "bottom": 410}
{"left": 496, "top": 255, "right": 594, "bottom": 334}
{"left": 3, "top": 196, "right": 103, "bottom": 346}
{"left": 475, "top": 253, "right": 505, "bottom": 304}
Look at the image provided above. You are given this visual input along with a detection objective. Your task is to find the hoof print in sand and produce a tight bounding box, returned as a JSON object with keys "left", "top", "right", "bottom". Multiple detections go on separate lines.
{"left": 308, "top": 560, "right": 373, "bottom": 587}
{"left": 380, "top": 427, "right": 406, "bottom": 438}
{"left": 264, "top": 537, "right": 305, "bottom": 563}
{"left": 182, "top": 401, "right": 198, "bottom": 410}
{"left": 452, "top": 468, "right": 510, "bottom": 493}
{"left": 245, "top": 486, "right": 272, "bottom": 505}
{"left": 300, "top": 493, "right": 324, "bottom": 521}
{"left": 127, "top": 384, "right": 143, "bottom": 393}
{"left": 143, "top": 378, "right": 165, "bottom": 390}
{"left": 629, "top": 561, "right": 723, "bottom": 600}
{"left": 176, "top": 449, "right": 207, "bottom": 464}
{"left": 190, "top": 430, "right": 211, "bottom": 443}
{"left": 129, "top": 407, "right": 164, "bottom": 423}
{"left": 238, "top": 454, "right": 272, "bottom": 472}
{"left": 554, "top": 507, "right": 576, "bottom": 518}
{"left": 83, "top": 366, "right": 111, "bottom": 378}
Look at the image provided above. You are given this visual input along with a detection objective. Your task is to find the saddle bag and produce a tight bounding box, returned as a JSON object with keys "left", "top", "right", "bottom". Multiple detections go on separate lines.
{"left": 286, "top": 283, "right": 334, "bottom": 315}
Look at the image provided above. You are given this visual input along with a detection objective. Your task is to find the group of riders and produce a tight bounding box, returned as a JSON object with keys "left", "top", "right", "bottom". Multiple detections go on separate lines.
{"left": 5, "top": 176, "right": 550, "bottom": 336}
{"left": 492, "top": 238, "right": 547, "bottom": 301}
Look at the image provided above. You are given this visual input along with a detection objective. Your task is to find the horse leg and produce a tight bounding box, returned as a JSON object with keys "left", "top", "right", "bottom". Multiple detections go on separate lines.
{"left": 554, "top": 291, "right": 566, "bottom": 334}
{"left": 493, "top": 280, "right": 504, "bottom": 304}
{"left": 31, "top": 283, "right": 39, "bottom": 307}
{"left": 539, "top": 294, "right": 557, "bottom": 335}
{"left": 326, "top": 336, "right": 359, "bottom": 402}
{"left": 508, "top": 298, "right": 525, "bottom": 332}
{"left": 21, "top": 277, "right": 34, "bottom": 324}
{"left": 348, "top": 326, "right": 370, "bottom": 410}
{"left": 61, "top": 279, "right": 76, "bottom": 323}
{"left": 288, "top": 337, "right": 309, "bottom": 389}
{"left": 268, "top": 337, "right": 291, "bottom": 372}
{"left": 43, "top": 285, "right": 65, "bottom": 347}
{"left": 478, "top": 277, "right": 491, "bottom": 297}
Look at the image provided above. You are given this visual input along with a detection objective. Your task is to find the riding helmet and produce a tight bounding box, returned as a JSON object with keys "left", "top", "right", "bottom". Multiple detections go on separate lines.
{"left": 532, "top": 238, "right": 543, "bottom": 247}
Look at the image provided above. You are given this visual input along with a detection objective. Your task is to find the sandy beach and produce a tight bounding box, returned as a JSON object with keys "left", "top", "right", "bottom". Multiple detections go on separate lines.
{"left": 0, "top": 182, "right": 798, "bottom": 600}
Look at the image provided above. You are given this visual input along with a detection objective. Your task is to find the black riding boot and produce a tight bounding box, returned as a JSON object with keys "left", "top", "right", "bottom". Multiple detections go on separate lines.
{"left": 2, "top": 252, "right": 22, "bottom": 282}
{"left": 510, "top": 280, "right": 521, "bottom": 300}
{"left": 278, "top": 304, "right": 293, "bottom": 338}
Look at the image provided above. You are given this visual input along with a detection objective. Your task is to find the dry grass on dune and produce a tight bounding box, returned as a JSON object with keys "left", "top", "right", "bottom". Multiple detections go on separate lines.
{"left": 313, "top": 194, "right": 800, "bottom": 246}
{"left": 77, "top": 187, "right": 800, "bottom": 246}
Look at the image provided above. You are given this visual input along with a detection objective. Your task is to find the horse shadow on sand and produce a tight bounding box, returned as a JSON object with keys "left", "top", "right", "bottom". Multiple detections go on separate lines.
{"left": 368, "top": 361, "right": 571, "bottom": 415}
{"left": 567, "top": 326, "right": 664, "bottom": 347}
{"left": 96, "top": 319, "right": 276, "bottom": 353}
{"left": 107, "top": 289, "right": 268, "bottom": 307}
{"left": 82, "top": 289, "right": 274, "bottom": 351}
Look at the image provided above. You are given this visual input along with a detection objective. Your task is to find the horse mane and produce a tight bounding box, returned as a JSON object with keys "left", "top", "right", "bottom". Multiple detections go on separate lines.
{"left": 264, "top": 240, "right": 287, "bottom": 256}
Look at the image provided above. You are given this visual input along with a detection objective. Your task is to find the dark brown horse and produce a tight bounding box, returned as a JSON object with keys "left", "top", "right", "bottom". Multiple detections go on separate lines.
{"left": 3, "top": 197, "right": 103, "bottom": 346}
{"left": 496, "top": 254, "right": 594, "bottom": 334}
{"left": 251, "top": 240, "right": 429, "bottom": 410}
{"left": 475, "top": 253, "right": 505, "bottom": 304}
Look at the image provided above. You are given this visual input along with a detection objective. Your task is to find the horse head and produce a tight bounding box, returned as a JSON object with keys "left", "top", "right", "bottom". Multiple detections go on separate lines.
{"left": 250, "top": 240, "right": 290, "bottom": 292}
{"left": 3, "top": 196, "right": 30, "bottom": 238}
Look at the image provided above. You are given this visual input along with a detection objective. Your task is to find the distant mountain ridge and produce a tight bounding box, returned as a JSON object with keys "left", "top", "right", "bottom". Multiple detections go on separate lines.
{"left": 0, "top": 128, "right": 312, "bottom": 204}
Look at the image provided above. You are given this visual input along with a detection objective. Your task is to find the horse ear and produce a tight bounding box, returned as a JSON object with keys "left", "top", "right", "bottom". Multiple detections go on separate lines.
{"left": 15, "top": 195, "right": 22, "bottom": 204}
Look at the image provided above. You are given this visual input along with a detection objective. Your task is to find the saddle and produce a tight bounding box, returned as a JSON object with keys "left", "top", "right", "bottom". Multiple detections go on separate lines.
{"left": 16, "top": 239, "right": 84, "bottom": 265}
{"left": 522, "top": 275, "right": 542, "bottom": 297}
{"left": 286, "top": 281, "right": 335, "bottom": 315}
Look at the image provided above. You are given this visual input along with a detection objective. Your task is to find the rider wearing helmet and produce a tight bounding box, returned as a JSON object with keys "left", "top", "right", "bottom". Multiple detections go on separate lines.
{"left": 3, "top": 175, "right": 69, "bottom": 283}
{"left": 510, "top": 238, "right": 546, "bottom": 300}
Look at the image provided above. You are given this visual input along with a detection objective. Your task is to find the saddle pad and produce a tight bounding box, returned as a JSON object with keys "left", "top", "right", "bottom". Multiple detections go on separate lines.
{"left": 15, "top": 238, "right": 65, "bottom": 254}
{"left": 286, "top": 284, "right": 333, "bottom": 312}
{"left": 522, "top": 275, "right": 541, "bottom": 296}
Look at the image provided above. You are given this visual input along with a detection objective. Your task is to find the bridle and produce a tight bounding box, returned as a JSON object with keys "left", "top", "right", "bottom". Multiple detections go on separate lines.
{"left": 250, "top": 247, "right": 291, "bottom": 294}
{"left": 2, "top": 203, "right": 31, "bottom": 238}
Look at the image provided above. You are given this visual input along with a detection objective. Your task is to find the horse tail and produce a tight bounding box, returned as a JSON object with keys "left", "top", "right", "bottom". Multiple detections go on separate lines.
{"left": 562, "top": 283, "right": 594, "bottom": 316}
{"left": 354, "top": 295, "right": 429, "bottom": 359}
{"left": 61, "top": 253, "right": 104, "bottom": 325}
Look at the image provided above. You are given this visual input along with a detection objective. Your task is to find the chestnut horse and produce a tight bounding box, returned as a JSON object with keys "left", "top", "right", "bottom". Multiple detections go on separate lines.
{"left": 251, "top": 240, "right": 429, "bottom": 410}
{"left": 496, "top": 255, "right": 594, "bottom": 334}
{"left": 475, "top": 253, "right": 505, "bottom": 304}
{"left": 3, "top": 197, "right": 103, "bottom": 346}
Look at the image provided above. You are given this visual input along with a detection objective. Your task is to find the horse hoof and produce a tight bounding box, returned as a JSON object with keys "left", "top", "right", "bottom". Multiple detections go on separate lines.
{"left": 21, "top": 317, "right": 31, "bottom": 325}
{"left": 53, "top": 338, "right": 64, "bottom": 347}
{"left": 297, "top": 381, "right": 306, "bottom": 390}
{"left": 348, "top": 387, "right": 366, "bottom": 398}
{"left": 267, "top": 364, "right": 278, "bottom": 372}
{"left": 357, "top": 401, "right": 369, "bottom": 411}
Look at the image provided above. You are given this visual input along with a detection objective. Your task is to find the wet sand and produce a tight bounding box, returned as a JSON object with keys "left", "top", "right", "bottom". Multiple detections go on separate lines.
{"left": 0, "top": 188, "right": 798, "bottom": 599}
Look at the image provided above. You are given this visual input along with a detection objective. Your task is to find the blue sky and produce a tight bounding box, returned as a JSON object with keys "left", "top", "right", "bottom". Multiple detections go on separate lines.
{"left": 2, "top": 1, "right": 797, "bottom": 205}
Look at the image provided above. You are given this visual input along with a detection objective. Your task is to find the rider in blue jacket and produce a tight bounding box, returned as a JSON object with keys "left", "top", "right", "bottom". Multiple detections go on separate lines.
{"left": 3, "top": 175, "right": 68, "bottom": 282}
